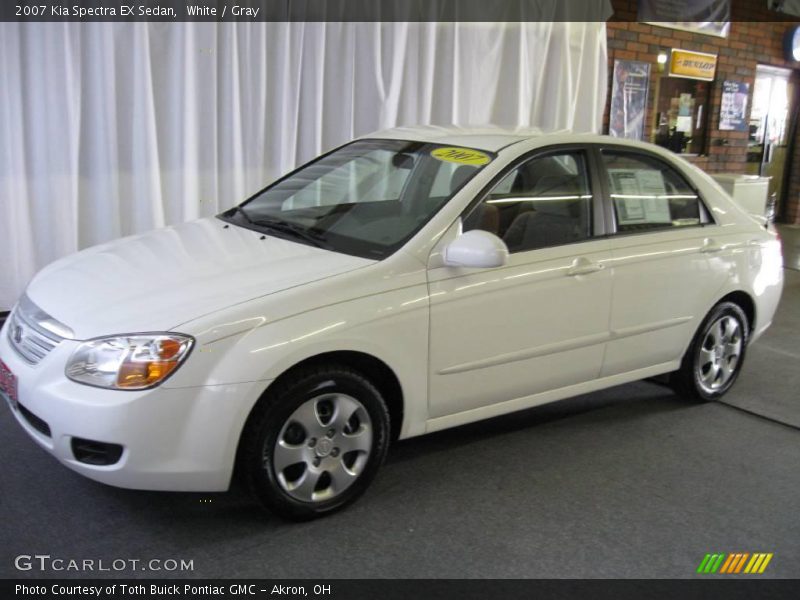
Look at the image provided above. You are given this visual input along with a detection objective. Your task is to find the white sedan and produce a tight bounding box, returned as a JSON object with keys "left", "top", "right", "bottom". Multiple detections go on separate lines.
{"left": 0, "top": 127, "right": 784, "bottom": 520}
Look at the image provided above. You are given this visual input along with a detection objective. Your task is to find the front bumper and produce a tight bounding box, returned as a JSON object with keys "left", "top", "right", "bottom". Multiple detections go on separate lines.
{"left": 0, "top": 325, "right": 268, "bottom": 492}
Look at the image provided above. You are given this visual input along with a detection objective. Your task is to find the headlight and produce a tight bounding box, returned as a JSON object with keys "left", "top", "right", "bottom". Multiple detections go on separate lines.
{"left": 66, "top": 334, "right": 194, "bottom": 390}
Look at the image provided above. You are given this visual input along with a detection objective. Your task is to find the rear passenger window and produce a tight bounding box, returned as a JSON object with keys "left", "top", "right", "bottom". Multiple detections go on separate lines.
{"left": 463, "top": 152, "right": 593, "bottom": 253}
{"left": 601, "top": 150, "right": 706, "bottom": 232}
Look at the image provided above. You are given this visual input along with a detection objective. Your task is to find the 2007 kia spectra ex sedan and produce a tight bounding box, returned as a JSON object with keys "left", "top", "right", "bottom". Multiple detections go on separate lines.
{"left": 0, "top": 127, "right": 784, "bottom": 520}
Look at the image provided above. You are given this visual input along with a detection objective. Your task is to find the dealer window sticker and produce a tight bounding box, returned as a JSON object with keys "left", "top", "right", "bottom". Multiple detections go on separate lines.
{"left": 431, "top": 147, "right": 492, "bottom": 166}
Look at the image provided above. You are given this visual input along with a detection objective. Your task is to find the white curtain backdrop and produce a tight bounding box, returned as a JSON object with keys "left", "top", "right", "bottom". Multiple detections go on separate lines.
{"left": 0, "top": 20, "right": 609, "bottom": 310}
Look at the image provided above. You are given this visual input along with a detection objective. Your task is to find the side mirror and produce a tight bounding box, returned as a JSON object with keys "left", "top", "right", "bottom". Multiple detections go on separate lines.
{"left": 443, "top": 230, "right": 508, "bottom": 268}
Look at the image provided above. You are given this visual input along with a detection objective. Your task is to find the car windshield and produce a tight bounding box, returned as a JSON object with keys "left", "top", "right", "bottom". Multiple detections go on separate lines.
{"left": 218, "top": 139, "right": 494, "bottom": 259}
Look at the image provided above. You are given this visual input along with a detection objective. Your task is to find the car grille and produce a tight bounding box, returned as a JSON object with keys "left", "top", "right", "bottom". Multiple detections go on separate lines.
{"left": 7, "top": 295, "right": 72, "bottom": 366}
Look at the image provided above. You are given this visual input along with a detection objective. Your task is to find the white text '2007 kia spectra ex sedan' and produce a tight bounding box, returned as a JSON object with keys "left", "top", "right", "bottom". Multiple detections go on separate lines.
{"left": 0, "top": 127, "right": 784, "bottom": 519}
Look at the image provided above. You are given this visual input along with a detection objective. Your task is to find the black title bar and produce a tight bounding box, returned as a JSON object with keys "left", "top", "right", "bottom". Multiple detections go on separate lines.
{"left": 4, "top": 0, "right": 611, "bottom": 23}
{"left": 3, "top": 0, "right": 799, "bottom": 23}
{"left": 4, "top": 579, "right": 800, "bottom": 600}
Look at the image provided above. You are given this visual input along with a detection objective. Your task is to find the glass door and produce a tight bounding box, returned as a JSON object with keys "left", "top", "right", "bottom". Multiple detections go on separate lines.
{"left": 747, "top": 65, "right": 797, "bottom": 220}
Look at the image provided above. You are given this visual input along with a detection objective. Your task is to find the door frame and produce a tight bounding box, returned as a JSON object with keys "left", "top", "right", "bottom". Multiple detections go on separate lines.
{"left": 749, "top": 64, "right": 799, "bottom": 222}
{"left": 586, "top": 143, "right": 718, "bottom": 237}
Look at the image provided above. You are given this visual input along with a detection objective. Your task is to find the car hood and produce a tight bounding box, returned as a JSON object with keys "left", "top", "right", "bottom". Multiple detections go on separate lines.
{"left": 24, "top": 217, "right": 375, "bottom": 340}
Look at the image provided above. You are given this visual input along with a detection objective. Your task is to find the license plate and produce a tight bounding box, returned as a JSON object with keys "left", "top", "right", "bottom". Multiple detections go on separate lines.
{"left": 0, "top": 359, "right": 18, "bottom": 410}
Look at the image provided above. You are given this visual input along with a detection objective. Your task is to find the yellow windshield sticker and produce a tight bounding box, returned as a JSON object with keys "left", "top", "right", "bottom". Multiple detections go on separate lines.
{"left": 431, "top": 147, "right": 491, "bottom": 166}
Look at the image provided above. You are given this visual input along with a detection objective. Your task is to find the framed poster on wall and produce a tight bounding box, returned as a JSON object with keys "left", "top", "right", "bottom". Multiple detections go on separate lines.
{"left": 609, "top": 60, "right": 651, "bottom": 140}
{"left": 719, "top": 80, "right": 750, "bottom": 131}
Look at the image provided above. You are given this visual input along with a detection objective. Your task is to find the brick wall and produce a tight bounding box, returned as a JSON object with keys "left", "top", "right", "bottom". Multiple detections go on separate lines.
{"left": 605, "top": 0, "right": 800, "bottom": 223}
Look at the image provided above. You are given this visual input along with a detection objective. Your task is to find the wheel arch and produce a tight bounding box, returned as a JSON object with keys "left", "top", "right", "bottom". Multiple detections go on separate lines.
{"left": 674, "top": 288, "right": 757, "bottom": 371}
{"left": 241, "top": 350, "right": 405, "bottom": 444}
{"left": 716, "top": 290, "right": 756, "bottom": 335}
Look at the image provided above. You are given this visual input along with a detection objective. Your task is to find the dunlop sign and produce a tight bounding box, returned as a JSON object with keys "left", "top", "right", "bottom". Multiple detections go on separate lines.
{"left": 669, "top": 49, "right": 718, "bottom": 81}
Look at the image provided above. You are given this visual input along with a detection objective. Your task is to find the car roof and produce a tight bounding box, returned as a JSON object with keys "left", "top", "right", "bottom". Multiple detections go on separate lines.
{"left": 363, "top": 125, "right": 621, "bottom": 153}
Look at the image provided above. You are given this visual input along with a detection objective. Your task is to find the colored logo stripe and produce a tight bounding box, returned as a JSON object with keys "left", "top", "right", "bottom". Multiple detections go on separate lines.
{"left": 719, "top": 553, "right": 748, "bottom": 573}
{"left": 745, "top": 553, "right": 773, "bottom": 574}
{"left": 719, "top": 554, "right": 736, "bottom": 573}
{"left": 697, "top": 553, "right": 773, "bottom": 574}
{"left": 697, "top": 553, "right": 725, "bottom": 573}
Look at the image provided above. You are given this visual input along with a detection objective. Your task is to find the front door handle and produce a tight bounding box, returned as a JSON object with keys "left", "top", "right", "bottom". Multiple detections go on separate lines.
{"left": 701, "top": 238, "right": 724, "bottom": 254}
{"left": 567, "top": 256, "right": 605, "bottom": 276}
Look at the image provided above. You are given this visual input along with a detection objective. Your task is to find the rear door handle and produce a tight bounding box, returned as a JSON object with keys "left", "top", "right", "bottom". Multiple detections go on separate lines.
{"left": 700, "top": 238, "right": 724, "bottom": 254}
{"left": 567, "top": 257, "right": 605, "bottom": 276}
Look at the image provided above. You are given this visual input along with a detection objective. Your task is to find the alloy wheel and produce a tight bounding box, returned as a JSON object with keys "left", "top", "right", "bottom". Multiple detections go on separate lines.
{"left": 268, "top": 393, "right": 373, "bottom": 503}
{"left": 695, "top": 315, "right": 743, "bottom": 394}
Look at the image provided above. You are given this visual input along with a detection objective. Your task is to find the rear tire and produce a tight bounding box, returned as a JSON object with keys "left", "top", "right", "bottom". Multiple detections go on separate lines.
{"left": 239, "top": 364, "right": 390, "bottom": 521}
{"left": 672, "top": 301, "right": 749, "bottom": 402}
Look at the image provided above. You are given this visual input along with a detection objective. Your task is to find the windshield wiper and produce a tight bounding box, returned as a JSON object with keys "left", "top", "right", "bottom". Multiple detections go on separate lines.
{"left": 251, "top": 218, "right": 330, "bottom": 249}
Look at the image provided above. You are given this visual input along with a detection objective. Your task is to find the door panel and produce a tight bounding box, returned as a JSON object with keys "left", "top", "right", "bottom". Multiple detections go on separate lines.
{"left": 427, "top": 239, "right": 613, "bottom": 419}
{"left": 597, "top": 146, "right": 729, "bottom": 376}
{"left": 602, "top": 228, "right": 727, "bottom": 376}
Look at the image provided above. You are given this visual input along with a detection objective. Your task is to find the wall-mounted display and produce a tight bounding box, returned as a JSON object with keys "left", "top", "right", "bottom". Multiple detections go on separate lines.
{"left": 669, "top": 49, "right": 718, "bottom": 81}
{"left": 639, "top": 0, "right": 730, "bottom": 38}
{"left": 609, "top": 59, "right": 652, "bottom": 140}
{"left": 719, "top": 80, "right": 750, "bottom": 131}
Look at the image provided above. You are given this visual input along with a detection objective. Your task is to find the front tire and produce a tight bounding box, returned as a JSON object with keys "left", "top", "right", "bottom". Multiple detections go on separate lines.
{"left": 672, "top": 301, "right": 749, "bottom": 402}
{"left": 239, "top": 365, "right": 390, "bottom": 520}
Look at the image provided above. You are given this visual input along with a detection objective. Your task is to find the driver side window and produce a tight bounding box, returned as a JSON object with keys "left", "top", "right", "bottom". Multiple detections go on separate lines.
{"left": 463, "top": 151, "right": 593, "bottom": 253}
